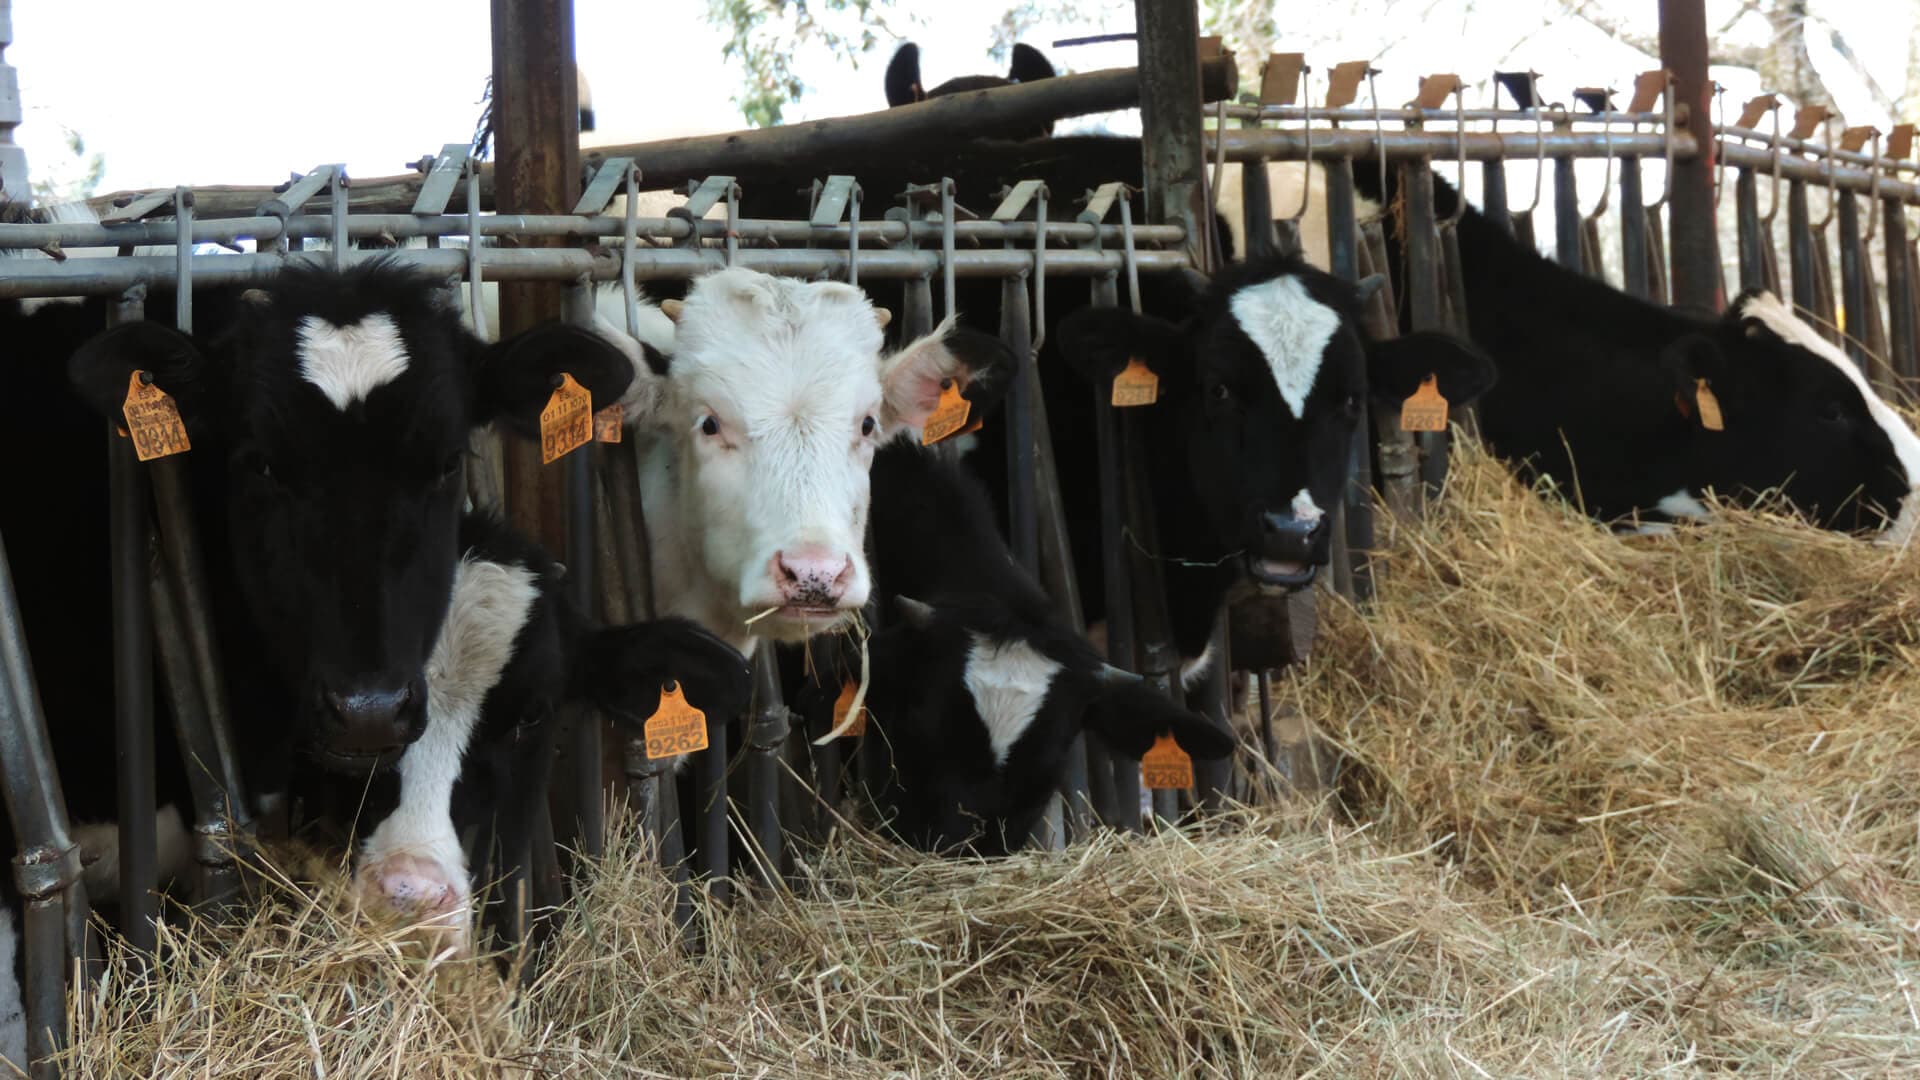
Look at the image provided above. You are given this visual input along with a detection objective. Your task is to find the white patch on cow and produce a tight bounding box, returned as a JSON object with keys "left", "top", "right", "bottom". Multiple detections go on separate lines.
{"left": 0, "top": 905, "right": 21, "bottom": 1072}
{"left": 295, "top": 313, "right": 410, "bottom": 411}
{"left": 1656, "top": 488, "right": 1711, "bottom": 521}
{"left": 356, "top": 556, "right": 538, "bottom": 954}
{"left": 963, "top": 634, "right": 1065, "bottom": 767}
{"left": 1290, "top": 489, "right": 1324, "bottom": 523}
{"left": 1179, "top": 640, "right": 1217, "bottom": 691}
{"left": 1229, "top": 275, "right": 1341, "bottom": 417}
{"left": 1739, "top": 292, "right": 1920, "bottom": 543}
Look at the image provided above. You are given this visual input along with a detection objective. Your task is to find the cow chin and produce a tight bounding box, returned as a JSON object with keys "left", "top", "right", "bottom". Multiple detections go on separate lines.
{"left": 305, "top": 741, "right": 408, "bottom": 775}
{"left": 1244, "top": 554, "right": 1319, "bottom": 591}
{"left": 751, "top": 603, "right": 861, "bottom": 644}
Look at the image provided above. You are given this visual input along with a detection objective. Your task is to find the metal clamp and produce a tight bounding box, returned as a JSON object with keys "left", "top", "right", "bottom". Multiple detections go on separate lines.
{"left": 1288, "top": 66, "right": 1316, "bottom": 224}
{"left": 1813, "top": 115, "right": 1840, "bottom": 231}
{"left": 11, "top": 844, "right": 83, "bottom": 903}
{"left": 1574, "top": 88, "right": 1616, "bottom": 226}
{"left": 465, "top": 158, "right": 485, "bottom": 337}
{"left": 1117, "top": 187, "right": 1144, "bottom": 316}
{"left": 622, "top": 161, "right": 644, "bottom": 340}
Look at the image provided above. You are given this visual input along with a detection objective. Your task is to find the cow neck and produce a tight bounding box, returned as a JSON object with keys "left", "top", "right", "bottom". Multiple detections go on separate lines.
{"left": 1136, "top": 397, "right": 1240, "bottom": 660}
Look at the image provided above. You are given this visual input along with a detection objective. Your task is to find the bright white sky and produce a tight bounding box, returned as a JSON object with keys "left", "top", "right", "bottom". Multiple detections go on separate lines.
{"left": 5, "top": 0, "right": 1907, "bottom": 199}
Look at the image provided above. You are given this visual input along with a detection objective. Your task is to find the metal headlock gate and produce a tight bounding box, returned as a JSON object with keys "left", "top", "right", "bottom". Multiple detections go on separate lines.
{"left": 8, "top": 12, "right": 1920, "bottom": 1080}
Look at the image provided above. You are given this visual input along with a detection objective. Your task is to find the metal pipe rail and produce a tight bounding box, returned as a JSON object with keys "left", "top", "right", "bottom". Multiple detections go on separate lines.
{"left": 0, "top": 215, "right": 1186, "bottom": 256}
{"left": 1225, "top": 103, "right": 1671, "bottom": 127}
{"left": 0, "top": 247, "right": 1192, "bottom": 300}
{"left": 1213, "top": 127, "right": 1695, "bottom": 163}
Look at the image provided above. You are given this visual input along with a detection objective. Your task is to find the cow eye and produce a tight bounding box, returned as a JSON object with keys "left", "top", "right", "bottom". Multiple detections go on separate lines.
{"left": 439, "top": 451, "right": 464, "bottom": 484}
{"left": 1820, "top": 400, "right": 1849, "bottom": 425}
{"left": 861, "top": 415, "right": 877, "bottom": 437}
{"left": 1343, "top": 394, "right": 1363, "bottom": 420}
{"left": 698, "top": 415, "right": 720, "bottom": 438}
{"left": 1210, "top": 382, "right": 1232, "bottom": 401}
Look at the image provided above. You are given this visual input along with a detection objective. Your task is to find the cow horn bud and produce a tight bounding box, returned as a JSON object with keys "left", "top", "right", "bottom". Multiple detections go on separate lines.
{"left": 892, "top": 595, "right": 936, "bottom": 626}
{"left": 874, "top": 307, "right": 893, "bottom": 330}
{"left": 1096, "top": 663, "right": 1146, "bottom": 688}
{"left": 660, "top": 299, "right": 685, "bottom": 323}
{"left": 1356, "top": 274, "right": 1389, "bottom": 304}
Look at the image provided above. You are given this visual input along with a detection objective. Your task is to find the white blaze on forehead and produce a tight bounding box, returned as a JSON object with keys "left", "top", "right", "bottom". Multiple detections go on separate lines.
{"left": 963, "top": 634, "right": 1065, "bottom": 767}
{"left": 357, "top": 556, "right": 539, "bottom": 935}
{"left": 1290, "top": 489, "right": 1324, "bottom": 522}
{"left": 1739, "top": 293, "right": 1920, "bottom": 534}
{"left": 1228, "top": 274, "right": 1342, "bottom": 417}
{"left": 296, "top": 313, "right": 410, "bottom": 410}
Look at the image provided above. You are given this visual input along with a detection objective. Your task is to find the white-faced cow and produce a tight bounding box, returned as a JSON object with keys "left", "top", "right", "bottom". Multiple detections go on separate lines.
{"left": 1354, "top": 170, "right": 1920, "bottom": 538}
{"left": 598, "top": 267, "right": 1014, "bottom": 655}
{"left": 1055, "top": 255, "right": 1497, "bottom": 669}
{"left": 828, "top": 435, "right": 1235, "bottom": 855}
{"left": 44, "top": 259, "right": 749, "bottom": 952}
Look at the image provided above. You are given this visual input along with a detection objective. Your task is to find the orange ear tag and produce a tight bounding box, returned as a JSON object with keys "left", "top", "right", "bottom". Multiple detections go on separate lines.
{"left": 1140, "top": 733, "right": 1194, "bottom": 791}
{"left": 121, "top": 370, "right": 191, "bottom": 462}
{"left": 832, "top": 680, "right": 867, "bottom": 738}
{"left": 540, "top": 373, "right": 594, "bottom": 464}
{"left": 1399, "top": 373, "right": 1449, "bottom": 432}
{"left": 593, "top": 403, "right": 624, "bottom": 444}
{"left": 643, "top": 681, "right": 709, "bottom": 761}
{"left": 921, "top": 378, "right": 973, "bottom": 446}
{"left": 1111, "top": 357, "right": 1160, "bottom": 407}
{"left": 1694, "top": 378, "right": 1725, "bottom": 432}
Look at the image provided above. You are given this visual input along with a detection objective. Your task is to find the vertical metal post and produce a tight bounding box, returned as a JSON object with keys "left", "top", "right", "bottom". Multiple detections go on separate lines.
{"left": 106, "top": 301, "right": 157, "bottom": 962}
{"left": 1885, "top": 201, "right": 1915, "bottom": 383}
{"left": 1620, "top": 158, "right": 1651, "bottom": 300}
{"left": 693, "top": 707, "right": 731, "bottom": 903}
{"left": 0, "top": 0, "right": 26, "bottom": 197}
{"left": 1324, "top": 160, "right": 1373, "bottom": 602}
{"left": 559, "top": 281, "right": 604, "bottom": 861}
{"left": 1659, "top": 0, "right": 1721, "bottom": 310}
{"left": 1089, "top": 272, "right": 1136, "bottom": 832}
{"left": 1734, "top": 168, "right": 1766, "bottom": 291}
{"left": 1001, "top": 271, "right": 1038, "bottom": 573}
{"left": 744, "top": 643, "right": 786, "bottom": 886}
{"left": 1481, "top": 160, "right": 1512, "bottom": 236}
{"left": 1789, "top": 179, "right": 1817, "bottom": 316}
{"left": 1837, "top": 193, "right": 1869, "bottom": 372}
{"left": 1552, "top": 154, "right": 1581, "bottom": 272}
{"left": 1401, "top": 161, "right": 1450, "bottom": 496}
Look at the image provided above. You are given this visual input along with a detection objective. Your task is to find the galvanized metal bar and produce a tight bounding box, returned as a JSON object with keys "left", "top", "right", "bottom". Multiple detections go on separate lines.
{"left": 1212, "top": 128, "right": 1693, "bottom": 163}
{"left": 0, "top": 524, "right": 87, "bottom": 1080}
{"left": 1359, "top": 225, "right": 1422, "bottom": 520}
{"left": 1000, "top": 269, "right": 1038, "bottom": 573}
{"left": 1323, "top": 160, "right": 1373, "bottom": 601}
{"left": 810, "top": 175, "right": 854, "bottom": 229}
{"left": 1225, "top": 103, "right": 1672, "bottom": 126}
{"left": 1885, "top": 200, "right": 1916, "bottom": 383}
{"left": 744, "top": 643, "right": 786, "bottom": 886}
{"left": 1735, "top": 168, "right": 1765, "bottom": 291}
{"left": 412, "top": 144, "right": 472, "bottom": 216}
{"left": 692, "top": 701, "right": 731, "bottom": 903}
{"left": 1789, "top": 179, "right": 1818, "bottom": 317}
{"left": 1402, "top": 161, "right": 1451, "bottom": 497}
{"left": 939, "top": 179, "right": 957, "bottom": 318}
{"left": 466, "top": 164, "right": 485, "bottom": 337}
{"left": 1837, "top": 192, "right": 1869, "bottom": 373}
{"left": 1552, "top": 154, "right": 1581, "bottom": 272}
{"left": 110, "top": 400, "right": 158, "bottom": 957}
{"left": 1620, "top": 157, "right": 1651, "bottom": 300}
{"left": 100, "top": 188, "right": 176, "bottom": 226}
{"left": 0, "top": 215, "right": 1187, "bottom": 254}
{"left": 251, "top": 164, "right": 336, "bottom": 223}
{"left": 328, "top": 168, "right": 348, "bottom": 272}
{"left": 560, "top": 280, "right": 605, "bottom": 861}
{"left": 0, "top": 246, "right": 1193, "bottom": 300}
{"left": 573, "top": 156, "right": 634, "bottom": 217}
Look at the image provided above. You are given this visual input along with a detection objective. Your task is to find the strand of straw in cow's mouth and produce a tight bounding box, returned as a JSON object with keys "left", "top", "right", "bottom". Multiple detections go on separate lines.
{"left": 814, "top": 612, "right": 871, "bottom": 745}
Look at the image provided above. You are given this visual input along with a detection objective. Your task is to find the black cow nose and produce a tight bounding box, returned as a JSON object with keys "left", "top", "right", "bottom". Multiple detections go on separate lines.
{"left": 319, "top": 680, "right": 426, "bottom": 756}
{"left": 1259, "top": 512, "right": 1326, "bottom": 561}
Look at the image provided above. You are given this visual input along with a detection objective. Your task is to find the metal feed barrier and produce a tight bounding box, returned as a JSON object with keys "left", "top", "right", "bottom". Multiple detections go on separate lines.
{"left": 7, "top": 51, "right": 1920, "bottom": 1078}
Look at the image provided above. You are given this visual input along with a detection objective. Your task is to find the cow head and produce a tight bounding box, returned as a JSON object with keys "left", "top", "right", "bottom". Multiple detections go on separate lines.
{"left": 862, "top": 594, "right": 1234, "bottom": 855}
{"left": 67, "top": 261, "right": 634, "bottom": 770}
{"left": 883, "top": 41, "right": 1058, "bottom": 139}
{"left": 1669, "top": 290, "right": 1920, "bottom": 537}
{"left": 1059, "top": 257, "right": 1496, "bottom": 589}
{"left": 616, "top": 268, "right": 1012, "bottom": 647}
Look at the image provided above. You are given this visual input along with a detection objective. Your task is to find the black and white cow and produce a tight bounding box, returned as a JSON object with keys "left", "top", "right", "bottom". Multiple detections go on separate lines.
{"left": 1354, "top": 170, "right": 1920, "bottom": 537}
{"left": 42, "top": 259, "right": 749, "bottom": 950}
{"left": 835, "top": 435, "right": 1235, "bottom": 855}
{"left": 883, "top": 41, "right": 1058, "bottom": 140}
{"left": 1051, "top": 255, "right": 1497, "bottom": 667}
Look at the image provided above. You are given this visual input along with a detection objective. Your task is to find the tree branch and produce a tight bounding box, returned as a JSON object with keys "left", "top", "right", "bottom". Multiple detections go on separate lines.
{"left": 1561, "top": 2, "right": 1766, "bottom": 71}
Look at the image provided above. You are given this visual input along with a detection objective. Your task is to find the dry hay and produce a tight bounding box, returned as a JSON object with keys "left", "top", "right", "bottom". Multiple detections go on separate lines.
{"left": 62, "top": 437, "right": 1920, "bottom": 1075}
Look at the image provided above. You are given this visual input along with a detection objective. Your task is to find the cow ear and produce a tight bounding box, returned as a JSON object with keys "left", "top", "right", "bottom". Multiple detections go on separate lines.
{"left": 877, "top": 318, "right": 1017, "bottom": 433}
{"left": 1085, "top": 679, "right": 1237, "bottom": 760}
{"left": 67, "top": 322, "right": 217, "bottom": 430}
{"left": 1663, "top": 330, "right": 1728, "bottom": 390}
{"left": 1056, "top": 306, "right": 1185, "bottom": 391}
{"left": 884, "top": 42, "right": 924, "bottom": 107}
{"left": 475, "top": 322, "right": 637, "bottom": 437}
{"left": 1008, "top": 43, "right": 1056, "bottom": 84}
{"left": 577, "top": 618, "right": 753, "bottom": 731}
{"left": 1365, "top": 330, "right": 1497, "bottom": 405}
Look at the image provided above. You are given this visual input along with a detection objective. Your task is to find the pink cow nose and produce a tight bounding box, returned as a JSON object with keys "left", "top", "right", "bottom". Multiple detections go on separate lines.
{"left": 772, "top": 547, "right": 853, "bottom": 607}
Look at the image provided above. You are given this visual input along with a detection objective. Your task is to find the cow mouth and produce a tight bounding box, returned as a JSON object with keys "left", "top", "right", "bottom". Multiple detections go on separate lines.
{"left": 307, "top": 744, "right": 408, "bottom": 774}
{"left": 1246, "top": 556, "right": 1318, "bottom": 589}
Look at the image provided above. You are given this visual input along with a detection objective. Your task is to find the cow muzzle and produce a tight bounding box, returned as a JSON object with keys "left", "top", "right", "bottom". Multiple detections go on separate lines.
{"left": 770, "top": 546, "right": 855, "bottom": 614}
{"left": 313, "top": 677, "right": 428, "bottom": 768}
{"left": 1248, "top": 512, "right": 1327, "bottom": 589}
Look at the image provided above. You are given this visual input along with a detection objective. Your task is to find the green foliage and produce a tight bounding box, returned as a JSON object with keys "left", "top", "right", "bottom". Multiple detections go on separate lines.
{"left": 708, "top": 0, "right": 893, "bottom": 127}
